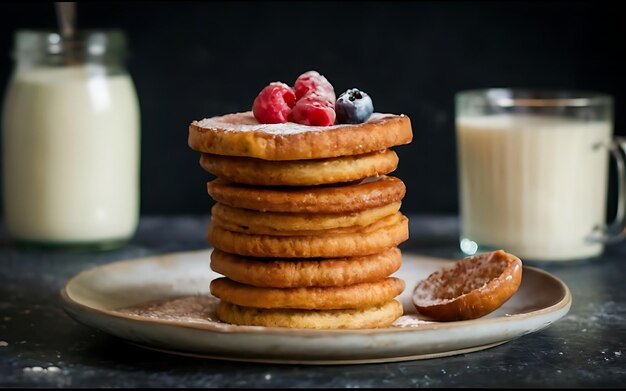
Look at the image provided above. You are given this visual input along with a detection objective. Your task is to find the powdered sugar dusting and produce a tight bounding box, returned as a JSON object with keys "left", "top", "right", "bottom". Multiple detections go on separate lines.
{"left": 193, "top": 111, "right": 398, "bottom": 135}
{"left": 413, "top": 251, "right": 513, "bottom": 306}
{"left": 392, "top": 315, "right": 436, "bottom": 328}
{"left": 116, "top": 295, "right": 220, "bottom": 324}
{"left": 114, "top": 295, "right": 436, "bottom": 330}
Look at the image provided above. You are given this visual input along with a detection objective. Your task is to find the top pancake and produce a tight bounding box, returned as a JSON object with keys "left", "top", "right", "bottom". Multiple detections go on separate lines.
{"left": 188, "top": 111, "right": 413, "bottom": 161}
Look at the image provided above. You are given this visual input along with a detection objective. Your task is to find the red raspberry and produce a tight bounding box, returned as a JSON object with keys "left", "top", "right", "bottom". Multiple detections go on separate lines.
{"left": 252, "top": 71, "right": 337, "bottom": 126}
{"left": 252, "top": 82, "right": 296, "bottom": 124}
{"left": 294, "top": 70, "right": 336, "bottom": 102}
{"left": 288, "top": 95, "right": 336, "bottom": 126}
{"left": 289, "top": 71, "right": 336, "bottom": 126}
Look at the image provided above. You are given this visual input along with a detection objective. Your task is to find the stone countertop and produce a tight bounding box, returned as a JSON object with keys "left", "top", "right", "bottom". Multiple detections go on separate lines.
{"left": 0, "top": 215, "right": 625, "bottom": 387}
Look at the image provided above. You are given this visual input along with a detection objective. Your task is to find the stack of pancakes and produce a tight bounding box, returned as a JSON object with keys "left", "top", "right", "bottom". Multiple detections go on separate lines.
{"left": 188, "top": 111, "right": 413, "bottom": 329}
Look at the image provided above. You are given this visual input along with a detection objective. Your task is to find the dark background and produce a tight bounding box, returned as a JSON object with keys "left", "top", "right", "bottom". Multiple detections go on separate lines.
{"left": 0, "top": 1, "right": 623, "bottom": 216}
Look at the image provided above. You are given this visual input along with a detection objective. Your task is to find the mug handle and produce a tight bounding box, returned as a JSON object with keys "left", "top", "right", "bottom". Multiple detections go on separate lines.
{"left": 588, "top": 137, "right": 626, "bottom": 244}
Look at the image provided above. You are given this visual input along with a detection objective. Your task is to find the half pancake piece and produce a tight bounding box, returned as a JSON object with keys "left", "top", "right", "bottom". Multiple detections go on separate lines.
{"left": 199, "top": 149, "right": 398, "bottom": 186}
{"left": 207, "top": 176, "right": 406, "bottom": 213}
{"left": 210, "top": 277, "right": 405, "bottom": 310}
{"left": 207, "top": 213, "right": 409, "bottom": 258}
{"left": 217, "top": 300, "right": 403, "bottom": 329}
{"left": 210, "top": 248, "right": 402, "bottom": 288}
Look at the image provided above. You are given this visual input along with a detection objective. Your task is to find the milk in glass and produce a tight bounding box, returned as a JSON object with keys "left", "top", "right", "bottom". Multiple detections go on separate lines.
{"left": 457, "top": 114, "right": 611, "bottom": 260}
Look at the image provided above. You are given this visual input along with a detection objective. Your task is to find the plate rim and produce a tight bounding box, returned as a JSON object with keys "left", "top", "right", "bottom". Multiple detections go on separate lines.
{"left": 125, "top": 340, "right": 511, "bottom": 365}
{"left": 60, "top": 249, "right": 572, "bottom": 337}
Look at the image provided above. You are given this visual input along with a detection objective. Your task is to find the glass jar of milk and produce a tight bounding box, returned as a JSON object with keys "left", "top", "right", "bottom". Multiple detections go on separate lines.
{"left": 2, "top": 30, "right": 140, "bottom": 249}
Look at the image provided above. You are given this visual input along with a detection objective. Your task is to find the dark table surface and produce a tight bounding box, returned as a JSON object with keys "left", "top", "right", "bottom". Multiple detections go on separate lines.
{"left": 1, "top": 215, "right": 625, "bottom": 388}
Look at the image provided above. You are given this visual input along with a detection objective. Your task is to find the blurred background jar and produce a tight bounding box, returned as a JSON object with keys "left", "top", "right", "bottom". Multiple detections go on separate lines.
{"left": 1, "top": 29, "right": 140, "bottom": 249}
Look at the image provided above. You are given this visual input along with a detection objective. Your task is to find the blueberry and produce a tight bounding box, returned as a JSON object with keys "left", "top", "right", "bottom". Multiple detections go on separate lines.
{"left": 335, "top": 88, "right": 374, "bottom": 124}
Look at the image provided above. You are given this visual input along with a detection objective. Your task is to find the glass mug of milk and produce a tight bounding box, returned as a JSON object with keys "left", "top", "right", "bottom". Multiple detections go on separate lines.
{"left": 2, "top": 30, "right": 140, "bottom": 249}
{"left": 456, "top": 89, "right": 625, "bottom": 261}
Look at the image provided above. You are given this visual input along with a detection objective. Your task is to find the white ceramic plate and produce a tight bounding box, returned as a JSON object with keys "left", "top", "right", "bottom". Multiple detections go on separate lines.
{"left": 61, "top": 250, "right": 571, "bottom": 364}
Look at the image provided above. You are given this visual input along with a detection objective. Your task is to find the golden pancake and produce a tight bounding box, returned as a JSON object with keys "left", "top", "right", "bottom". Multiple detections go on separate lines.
{"left": 216, "top": 299, "right": 403, "bottom": 329}
{"left": 206, "top": 176, "right": 406, "bottom": 213}
{"left": 211, "top": 211, "right": 403, "bottom": 236}
{"left": 208, "top": 213, "right": 409, "bottom": 258}
{"left": 211, "top": 277, "right": 404, "bottom": 310}
{"left": 210, "top": 247, "right": 402, "bottom": 288}
{"left": 189, "top": 111, "right": 412, "bottom": 161}
{"left": 199, "top": 149, "right": 398, "bottom": 186}
{"left": 211, "top": 202, "right": 401, "bottom": 235}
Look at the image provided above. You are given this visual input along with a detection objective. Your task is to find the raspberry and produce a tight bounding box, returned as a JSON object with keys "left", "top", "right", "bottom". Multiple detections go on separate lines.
{"left": 294, "top": 71, "right": 336, "bottom": 102}
{"left": 252, "top": 71, "right": 337, "bottom": 126}
{"left": 252, "top": 82, "right": 296, "bottom": 124}
{"left": 289, "top": 71, "right": 336, "bottom": 126}
{"left": 289, "top": 95, "right": 336, "bottom": 126}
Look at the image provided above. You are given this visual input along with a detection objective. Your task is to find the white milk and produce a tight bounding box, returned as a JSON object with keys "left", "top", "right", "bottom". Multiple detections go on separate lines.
{"left": 457, "top": 114, "right": 611, "bottom": 260}
{"left": 2, "top": 66, "right": 140, "bottom": 244}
